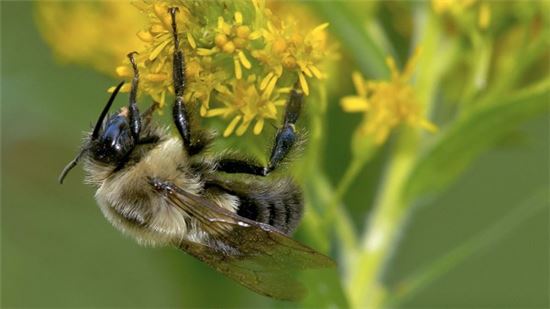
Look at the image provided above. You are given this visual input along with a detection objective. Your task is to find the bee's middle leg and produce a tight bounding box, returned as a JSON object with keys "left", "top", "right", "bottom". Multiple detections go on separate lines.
{"left": 169, "top": 7, "right": 208, "bottom": 155}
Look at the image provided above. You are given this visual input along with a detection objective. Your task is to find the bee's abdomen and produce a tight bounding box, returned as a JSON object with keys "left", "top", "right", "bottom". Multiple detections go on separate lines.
{"left": 210, "top": 178, "right": 303, "bottom": 235}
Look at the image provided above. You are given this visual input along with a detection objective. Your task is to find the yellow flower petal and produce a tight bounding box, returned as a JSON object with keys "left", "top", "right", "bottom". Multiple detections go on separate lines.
{"left": 418, "top": 119, "right": 439, "bottom": 133}
{"left": 149, "top": 39, "right": 170, "bottom": 61}
{"left": 236, "top": 119, "right": 251, "bottom": 136}
{"left": 309, "top": 65, "right": 323, "bottom": 79}
{"left": 402, "top": 47, "right": 422, "bottom": 81}
{"left": 234, "top": 56, "right": 242, "bottom": 79}
{"left": 249, "top": 31, "right": 261, "bottom": 40}
{"left": 264, "top": 74, "right": 278, "bottom": 98}
{"left": 302, "top": 65, "right": 313, "bottom": 77}
{"left": 341, "top": 96, "right": 369, "bottom": 113}
{"left": 224, "top": 115, "right": 242, "bottom": 137}
{"left": 137, "top": 30, "right": 154, "bottom": 43}
{"left": 107, "top": 83, "right": 131, "bottom": 93}
{"left": 197, "top": 48, "right": 217, "bottom": 56}
{"left": 186, "top": 32, "right": 197, "bottom": 49}
{"left": 238, "top": 50, "right": 252, "bottom": 69}
{"left": 205, "top": 108, "right": 231, "bottom": 117}
{"left": 352, "top": 71, "right": 366, "bottom": 97}
{"left": 253, "top": 118, "right": 264, "bottom": 135}
{"left": 298, "top": 71, "right": 309, "bottom": 96}
{"left": 116, "top": 66, "right": 132, "bottom": 77}
{"left": 260, "top": 72, "right": 275, "bottom": 90}
{"left": 311, "top": 22, "right": 330, "bottom": 35}
{"left": 275, "top": 64, "right": 283, "bottom": 77}
{"left": 234, "top": 11, "right": 243, "bottom": 25}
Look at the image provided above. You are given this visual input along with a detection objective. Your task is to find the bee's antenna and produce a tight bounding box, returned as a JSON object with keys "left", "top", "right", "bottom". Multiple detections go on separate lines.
{"left": 92, "top": 81, "right": 125, "bottom": 140}
{"left": 58, "top": 149, "right": 85, "bottom": 184}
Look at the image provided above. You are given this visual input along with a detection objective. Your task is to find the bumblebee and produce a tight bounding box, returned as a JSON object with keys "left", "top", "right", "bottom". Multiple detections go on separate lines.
{"left": 59, "top": 7, "right": 334, "bottom": 301}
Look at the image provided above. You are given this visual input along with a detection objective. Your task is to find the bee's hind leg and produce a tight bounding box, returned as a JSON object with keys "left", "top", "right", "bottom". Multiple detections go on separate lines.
{"left": 216, "top": 86, "right": 304, "bottom": 176}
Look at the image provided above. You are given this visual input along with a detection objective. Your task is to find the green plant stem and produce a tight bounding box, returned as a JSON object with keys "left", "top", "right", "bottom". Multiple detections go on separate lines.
{"left": 347, "top": 129, "right": 420, "bottom": 308}
{"left": 347, "top": 8, "right": 446, "bottom": 308}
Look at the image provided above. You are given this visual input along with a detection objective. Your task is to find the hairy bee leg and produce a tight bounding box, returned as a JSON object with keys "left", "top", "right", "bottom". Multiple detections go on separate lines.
{"left": 217, "top": 87, "right": 304, "bottom": 176}
{"left": 168, "top": 7, "right": 201, "bottom": 155}
{"left": 127, "top": 52, "right": 141, "bottom": 141}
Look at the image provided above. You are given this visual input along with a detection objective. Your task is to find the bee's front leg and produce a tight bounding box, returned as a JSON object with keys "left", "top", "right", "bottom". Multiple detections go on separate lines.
{"left": 127, "top": 52, "right": 141, "bottom": 142}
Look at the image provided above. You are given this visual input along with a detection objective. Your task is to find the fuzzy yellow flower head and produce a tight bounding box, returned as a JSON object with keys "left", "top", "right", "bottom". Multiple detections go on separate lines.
{"left": 253, "top": 17, "right": 330, "bottom": 96}
{"left": 205, "top": 74, "right": 288, "bottom": 137}
{"left": 109, "top": 0, "right": 333, "bottom": 136}
{"left": 341, "top": 48, "right": 438, "bottom": 145}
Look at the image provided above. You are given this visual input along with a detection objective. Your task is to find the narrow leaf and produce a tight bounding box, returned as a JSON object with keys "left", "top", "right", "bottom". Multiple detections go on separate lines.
{"left": 404, "top": 80, "right": 550, "bottom": 202}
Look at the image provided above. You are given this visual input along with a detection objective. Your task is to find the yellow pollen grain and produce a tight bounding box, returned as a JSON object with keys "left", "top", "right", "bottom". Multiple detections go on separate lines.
{"left": 272, "top": 38, "right": 287, "bottom": 54}
{"left": 282, "top": 56, "right": 297, "bottom": 69}
{"left": 215, "top": 34, "right": 228, "bottom": 48}
{"left": 236, "top": 25, "right": 250, "bottom": 39}
{"left": 223, "top": 41, "right": 236, "bottom": 54}
{"left": 233, "top": 37, "right": 247, "bottom": 49}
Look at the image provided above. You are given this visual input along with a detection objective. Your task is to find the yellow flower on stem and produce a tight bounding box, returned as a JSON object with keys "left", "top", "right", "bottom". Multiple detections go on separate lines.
{"left": 341, "top": 48, "right": 438, "bottom": 145}
{"left": 205, "top": 74, "right": 286, "bottom": 137}
{"left": 253, "top": 17, "right": 330, "bottom": 96}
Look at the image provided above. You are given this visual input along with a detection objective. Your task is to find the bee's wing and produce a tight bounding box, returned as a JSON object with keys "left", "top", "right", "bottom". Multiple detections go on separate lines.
{"left": 160, "top": 181, "right": 335, "bottom": 301}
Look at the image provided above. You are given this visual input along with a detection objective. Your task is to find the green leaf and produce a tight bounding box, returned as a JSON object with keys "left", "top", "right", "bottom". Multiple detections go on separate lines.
{"left": 403, "top": 80, "right": 550, "bottom": 202}
{"left": 309, "top": 1, "right": 390, "bottom": 78}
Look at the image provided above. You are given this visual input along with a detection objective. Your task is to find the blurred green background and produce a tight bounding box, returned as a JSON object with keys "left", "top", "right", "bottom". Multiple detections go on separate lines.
{"left": 2, "top": 1, "right": 548, "bottom": 308}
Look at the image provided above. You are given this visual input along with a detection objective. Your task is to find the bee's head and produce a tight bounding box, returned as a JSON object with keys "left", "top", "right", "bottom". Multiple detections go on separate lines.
{"left": 59, "top": 82, "right": 134, "bottom": 184}
{"left": 90, "top": 106, "right": 135, "bottom": 164}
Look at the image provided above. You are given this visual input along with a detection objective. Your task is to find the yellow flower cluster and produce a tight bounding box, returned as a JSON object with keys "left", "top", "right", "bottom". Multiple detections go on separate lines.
{"left": 111, "top": 0, "right": 332, "bottom": 136}
{"left": 341, "top": 48, "right": 437, "bottom": 145}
